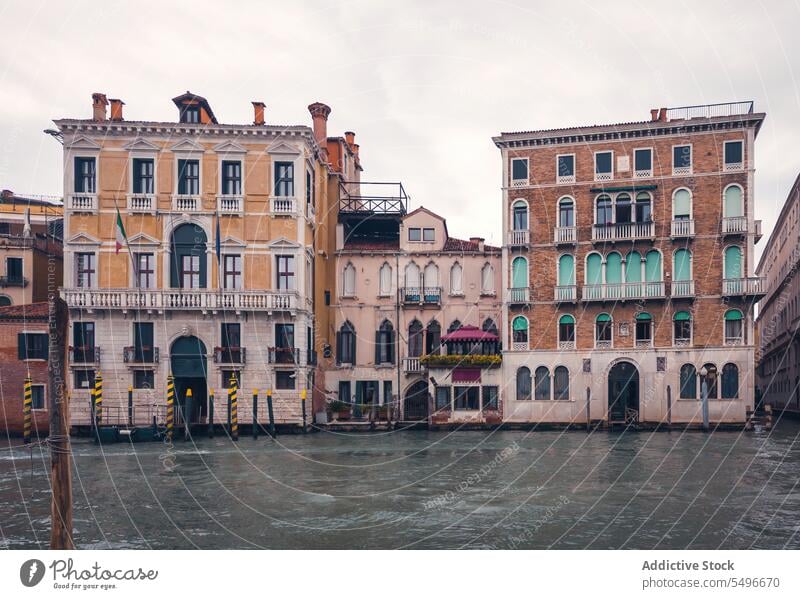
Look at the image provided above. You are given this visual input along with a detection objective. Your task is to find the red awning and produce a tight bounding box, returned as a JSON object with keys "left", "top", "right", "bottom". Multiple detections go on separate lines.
{"left": 441, "top": 325, "right": 498, "bottom": 342}
{"left": 451, "top": 367, "right": 482, "bottom": 383}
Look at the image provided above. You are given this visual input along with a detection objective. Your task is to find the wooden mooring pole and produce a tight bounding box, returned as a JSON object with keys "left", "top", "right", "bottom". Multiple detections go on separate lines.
{"left": 585, "top": 387, "right": 591, "bottom": 432}
{"left": 266, "top": 388, "right": 276, "bottom": 437}
{"left": 49, "top": 296, "right": 74, "bottom": 549}
{"left": 208, "top": 389, "right": 215, "bottom": 439}
{"left": 252, "top": 389, "right": 259, "bottom": 440}
{"left": 184, "top": 388, "right": 193, "bottom": 442}
{"left": 301, "top": 389, "right": 307, "bottom": 433}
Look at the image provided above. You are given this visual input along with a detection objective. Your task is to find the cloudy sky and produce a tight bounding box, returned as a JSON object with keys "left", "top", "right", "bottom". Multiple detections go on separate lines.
{"left": 1, "top": 0, "right": 798, "bottom": 257}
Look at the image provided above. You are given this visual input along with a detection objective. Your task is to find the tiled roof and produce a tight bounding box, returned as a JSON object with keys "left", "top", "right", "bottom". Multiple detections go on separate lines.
{"left": 442, "top": 237, "right": 499, "bottom": 253}
{"left": 0, "top": 302, "right": 50, "bottom": 321}
{"left": 342, "top": 238, "right": 400, "bottom": 251}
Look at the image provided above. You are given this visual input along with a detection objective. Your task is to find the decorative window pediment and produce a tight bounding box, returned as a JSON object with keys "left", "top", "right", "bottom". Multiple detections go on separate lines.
{"left": 268, "top": 236, "right": 301, "bottom": 250}
{"left": 169, "top": 138, "right": 205, "bottom": 154}
{"left": 127, "top": 232, "right": 161, "bottom": 247}
{"left": 213, "top": 140, "right": 247, "bottom": 155}
{"left": 65, "top": 135, "right": 101, "bottom": 151}
{"left": 67, "top": 232, "right": 101, "bottom": 246}
{"left": 266, "top": 140, "right": 301, "bottom": 156}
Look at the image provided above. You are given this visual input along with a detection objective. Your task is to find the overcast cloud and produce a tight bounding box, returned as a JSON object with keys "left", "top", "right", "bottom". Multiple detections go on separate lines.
{"left": 0, "top": 0, "right": 798, "bottom": 257}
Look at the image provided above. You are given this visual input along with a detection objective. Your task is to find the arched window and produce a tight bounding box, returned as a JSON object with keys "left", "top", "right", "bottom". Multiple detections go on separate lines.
{"left": 342, "top": 262, "right": 356, "bottom": 297}
{"left": 596, "top": 194, "right": 612, "bottom": 225}
{"left": 425, "top": 320, "right": 441, "bottom": 355}
{"left": 558, "top": 254, "right": 575, "bottom": 286}
{"left": 424, "top": 262, "right": 439, "bottom": 288}
{"left": 723, "top": 184, "right": 743, "bottom": 218}
{"left": 586, "top": 252, "right": 603, "bottom": 285}
{"left": 450, "top": 262, "right": 463, "bottom": 295}
{"left": 404, "top": 262, "right": 420, "bottom": 301}
{"left": 512, "top": 200, "right": 528, "bottom": 231}
{"left": 674, "top": 311, "right": 692, "bottom": 345}
{"left": 596, "top": 313, "right": 612, "bottom": 346}
{"left": 336, "top": 321, "right": 356, "bottom": 365}
{"left": 701, "top": 363, "right": 718, "bottom": 399}
{"left": 626, "top": 251, "right": 642, "bottom": 282}
{"left": 375, "top": 320, "right": 395, "bottom": 364}
{"left": 554, "top": 366, "right": 569, "bottom": 401}
{"left": 516, "top": 367, "right": 532, "bottom": 401}
{"left": 635, "top": 312, "right": 652, "bottom": 345}
{"left": 606, "top": 252, "right": 622, "bottom": 299}
{"left": 615, "top": 193, "right": 632, "bottom": 224}
{"left": 408, "top": 320, "right": 424, "bottom": 358}
{"left": 673, "top": 188, "right": 691, "bottom": 220}
{"left": 558, "top": 197, "right": 575, "bottom": 227}
{"left": 724, "top": 246, "right": 743, "bottom": 280}
{"left": 0, "top": 295, "right": 11, "bottom": 306}
{"left": 724, "top": 309, "right": 744, "bottom": 344}
{"left": 379, "top": 262, "right": 392, "bottom": 296}
{"left": 721, "top": 363, "right": 739, "bottom": 399}
{"left": 558, "top": 314, "right": 575, "bottom": 344}
{"left": 482, "top": 318, "right": 498, "bottom": 336}
{"left": 448, "top": 319, "right": 462, "bottom": 333}
{"left": 645, "top": 250, "right": 661, "bottom": 282}
{"left": 170, "top": 223, "right": 207, "bottom": 288}
{"left": 680, "top": 364, "right": 697, "bottom": 399}
{"left": 635, "top": 192, "right": 652, "bottom": 222}
{"left": 534, "top": 366, "right": 551, "bottom": 401}
{"left": 512, "top": 316, "right": 528, "bottom": 346}
{"left": 673, "top": 249, "right": 692, "bottom": 281}
{"left": 481, "top": 263, "right": 495, "bottom": 294}
{"left": 511, "top": 256, "right": 528, "bottom": 289}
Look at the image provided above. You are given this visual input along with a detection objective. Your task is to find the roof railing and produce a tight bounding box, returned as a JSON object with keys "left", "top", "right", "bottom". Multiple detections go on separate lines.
{"left": 339, "top": 181, "right": 408, "bottom": 215}
{"left": 666, "top": 101, "right": 754, "bottom": 121}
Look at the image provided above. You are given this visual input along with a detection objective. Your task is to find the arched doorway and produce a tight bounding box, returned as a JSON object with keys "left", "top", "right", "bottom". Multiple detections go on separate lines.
{"left": 404, "top": 380, "right": 429, "bottom": 421}
{"left": 608, "top": 361, "right": 639, "bottom": 423}
{"left": 170, "top": 336, "right": 208, "bottom": 425}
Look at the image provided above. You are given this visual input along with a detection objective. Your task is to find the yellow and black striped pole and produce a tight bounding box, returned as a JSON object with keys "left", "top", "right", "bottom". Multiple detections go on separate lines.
{"left": 93, "top": 372, "right": 103, "bottom": 426}
{"left": 166, "top": 374, "right": 175, "bottom": 442}
{"left": 23, "top": 376, "right": 32, "bottom": 445}
{"left": 229, "top": 374, "right": 239, "bottom": 441}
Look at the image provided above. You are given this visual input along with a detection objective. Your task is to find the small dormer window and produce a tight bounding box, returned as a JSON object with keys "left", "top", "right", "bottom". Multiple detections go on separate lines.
{"left": 423, "top": 228, "right": 435, "bottom": 242}
{"left": 181, "top": 106, "right": 200, "bottom": 124}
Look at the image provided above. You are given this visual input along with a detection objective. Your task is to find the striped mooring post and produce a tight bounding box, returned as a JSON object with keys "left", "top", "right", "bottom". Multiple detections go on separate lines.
{"left": 23, "top": 376, "right": 32, "bottom": 445}
{"left": 94, "top": 372, "right": 103, "bottom": 426}
{"left": 229, "top": 374, "right": 239, "bottom": 441}
{"left": 166, "top": 374, "right": 175, "bottom": 442}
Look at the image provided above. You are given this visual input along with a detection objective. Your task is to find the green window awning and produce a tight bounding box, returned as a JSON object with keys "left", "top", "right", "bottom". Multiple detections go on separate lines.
{"left": 636, "top": 312, "right": 652, "bottom": 321}
{"left": 674, "top": 311, "right": 691, "bottom": 321}
{"left": 596, "top": 313, "right": 611, "bottom": 323}
{"left": 725, "top": 309, "right": 743, "bottom": 321}
{"left": 512, "top": 316, "right": 528, "bottom": 331}
{"left": 559, "top": 314, "right": 575, "bottom": 325}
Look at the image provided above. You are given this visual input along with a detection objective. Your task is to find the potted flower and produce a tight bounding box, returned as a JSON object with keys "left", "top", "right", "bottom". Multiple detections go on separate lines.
{"left": 328, "top": 399, "right": 351, "bottom": 421}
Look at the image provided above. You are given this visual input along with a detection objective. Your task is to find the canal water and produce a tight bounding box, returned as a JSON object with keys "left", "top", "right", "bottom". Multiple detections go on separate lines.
{"left": 2, "top": 424, "right": 799, "bottom": 549}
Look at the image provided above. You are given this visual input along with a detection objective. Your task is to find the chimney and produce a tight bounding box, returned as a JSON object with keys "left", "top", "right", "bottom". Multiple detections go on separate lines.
{"left": 650, "top": 108, "right": 659, "bottom": 122}
{"left": 352, "top": 143, "right": 360, "bottom": 162}
{"left": 470, "top": 237, "right": 485, "bottom": 252}
{"left": 308, "top": 102, "right": 331, "bottom": 158}
{"left": 658, "top": 107, "right": 668, "bottom": 122}
{"left": 92, "top": 93, "right": 108, "bottom": 121}
{"left": 252, "top": 101, "right": 265, "bottom": 126}
{"left": 344, "top": 131, "right": 355, "bottom": 147}
{"left": 109, "top": 98, "right": 125, "bottom": 121}
{"left": 1, "top": 189, "right": 13, "bottom": 202}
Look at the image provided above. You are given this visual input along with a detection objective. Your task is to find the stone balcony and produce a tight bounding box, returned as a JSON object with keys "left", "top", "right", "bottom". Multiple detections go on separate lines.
{"left": 403, "top": 356, "right": 425, "bottom": 374}
{"left": 554, "top": 226, "right": 577, "bottom": 245}
{"left": 127, "top": 193, "right": 156, "bottom": 214}
{"left": 582, "top": 281, "right": 666, "bottom": 302}
{"left": 171, "top": 194, "right": 202, "bottom": 212}
{"left": 506, "top": 287, "right": 530, "bottom": 304}
{"left": 67, "top": 193, "right": 97, "bottom": 212}
{"left": 217, "top": 195, "right": 244, "bottom": 216}
{"left": 671, "top": 280, "right": 695, "bottom": 298}
{"left": 670, "top": 219, "right": 695, "bottom": 238}
{"left": 554, "top": 285, "right": 577, "bottom": 303}
{"left": 592, "top": 221, "right": 654, "bottom": 243}
{"left": 722, "top": 277, "right": 766, "bottom": 299}
{"left": 508, "top": 229, "right": 530, "bottom": 247}
{"left": 270, "top": 196, "right": 297, "bottom": 215}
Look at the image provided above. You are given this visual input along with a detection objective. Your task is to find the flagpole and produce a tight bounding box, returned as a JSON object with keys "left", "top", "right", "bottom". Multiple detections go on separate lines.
{"left": 112, "top": 197, "right": 138, "bottom": 289}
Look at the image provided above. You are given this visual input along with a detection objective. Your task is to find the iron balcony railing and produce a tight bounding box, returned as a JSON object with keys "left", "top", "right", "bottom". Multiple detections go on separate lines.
{"left": 401, "top": 286, "right": 442, "bottom": 305}
{"left": 554, "top": 226, "right": 577, "bottom": 244}
{"left": 582, "top": 281, "right": 666, "bottom": 302}
{"left": 214, "top": 347, "right": 246, "bottom": 364}
{"left": 592, "top": 222, "right": 654, "bottom": 242}
{"left": 665, "top": 101, "right": 754, "bottom": 121}
{"left": 0, "top": 275, "right": 28, "bottom": 287}
{"left": 722, "top": 277, "right": 766, "bottom": 298}
{"left": 339, "top": 181, "right": 408, "bottom": 216}
{"left": 671, "top": 219, "right": 695, "bottom": 238}
{"left": 268, "top": 347, "right": 299, "bottom": 365}
{"left": 69, "top": 346, "right": 101, "bottom": 365}
{"left": 123, "top": 346, "right": 160, "bottom": 364}
{"left": 307, "top": 349, "right": 318, "bottom": 366}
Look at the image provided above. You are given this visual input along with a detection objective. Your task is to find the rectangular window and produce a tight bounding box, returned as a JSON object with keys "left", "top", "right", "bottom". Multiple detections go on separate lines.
{"left": 339, "top": 381, "right": 351, "bottom": 404}
{"left": 595, "top": 151, "right": 613, "bottom": 180}
{"left": 223, "top": 254, "right": 242, "bottom": 289}
{"left": 422, "top": 228, "right": 435, "bottom": 242}
{"left": 220, "top": 323, "right": 242, "bottom": 363}
{"left": 221, "top": 370, "right": 241, "bottom": 390}
{"left": 31, "top": 384, "right": 45, "bottom": 410}
{"left": 635, "top": 320, "right": 652, "bottom": 342}
{"left": 511, "top": 158, "right": 528, "bottom": 183}
{"left": 72, "top": 322, "right": 95, "bottom": 363}
{"left": 133, "top": 322, "right": 154, "bottom": 362}
{"left": 134, "top": 253, "right": 155, "bottom": 288}
{"left": 221, "top": 161, "right": 242, "bottom": 195}
{"left": 725, "top": 319, "right": 743, "bottom": 343}
{"left": 74, "top": 369, "right": 95, "bottom": 389}
{"left": 274, "top": 324, "right": 295, "bottom": 364}
{"left": 454, "top": 386, "right": 480, "bottom": 410}
{"left": 5, "top": 257, "right": 23, "bottom": 284}
{"left": 724, "top": 141, "right": 743, "bottom": 169}
{"left": 274, "top": 162, "right": 294, "bottom": 197}
{"left": 181, "top": 106, "right": 200, "bottom": 123}
{"left": 276, "top": 370, "right": 296, "bottom": 390}
{"left": 276, "top": 255, "right": 295, "bottom": 290}
{"left": 408, "top": 228, "right": 421, "bottom": 242}
{"left": 74, "top": 157, "right": 96, "bottom": 193}
{"left": 177, "top": 159, "right": 200, "bottom": 195}
{"left": 76, "top": 252, "right": 95, "bottom": 288}
{"left": 383, "top": 380, "right": 393, "bottom": 406}
{"left": 435, "top": 386, "right": 451, "bottom": 410}
{"left": 133, "top": 370, "right": 154, "bottom": 390}
{"left": 557, "top": 155, "right": 575, "bottom": 182}
{"left": 634, "top": 148, "right": 652, "bottom": 175}
{"left": 305, "top": 168, "right": 314, "bottom": 211}
{"left": 673, "top": 145, "right": 692, "bottom": 174}
{"left": 18, "top": 332, "right": 48, "bottom": 360}
{"left": 482, "top": 386, "right": 499, "bottom": 410}
{"left": 132, "top": 158, "right": 154, "bottom": 194}
{"left": 181, "top": 255, "right": 201, "bottom": 288}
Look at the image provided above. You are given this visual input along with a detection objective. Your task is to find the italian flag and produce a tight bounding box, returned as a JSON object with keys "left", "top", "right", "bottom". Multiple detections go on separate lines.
{"left": 115, "top": 206, "right": 128, "bottom": 254}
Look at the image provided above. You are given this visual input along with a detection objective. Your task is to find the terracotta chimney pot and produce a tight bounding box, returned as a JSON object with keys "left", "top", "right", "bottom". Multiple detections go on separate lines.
{"left": 109, "top": 98, "right": 125, "bottom": 121}
{"left": 92, "top": 93, "right": 108, "bottom": 122}
{"left": 252, "top": 101, "right": 265, "bottom": 126}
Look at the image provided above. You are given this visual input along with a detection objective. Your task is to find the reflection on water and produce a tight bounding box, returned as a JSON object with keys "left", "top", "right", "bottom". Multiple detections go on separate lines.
{"left": 2, "top": 424, "right": 799, "bottom": 549}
